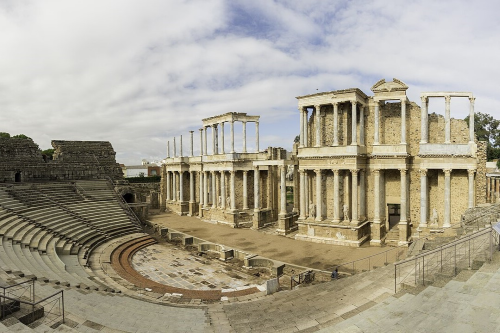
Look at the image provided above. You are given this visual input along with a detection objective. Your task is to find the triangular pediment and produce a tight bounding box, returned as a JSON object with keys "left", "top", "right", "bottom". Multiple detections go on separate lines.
{"left": 371, "top": 78, "right": 408, "bottom": 93}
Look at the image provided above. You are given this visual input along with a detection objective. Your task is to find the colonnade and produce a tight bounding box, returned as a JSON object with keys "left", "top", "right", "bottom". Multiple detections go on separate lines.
{"left": 487, "top": 176, "right": 500, "bottom": 203}
{"left": 299, "top": 101, "right": 366, "bottom": 148}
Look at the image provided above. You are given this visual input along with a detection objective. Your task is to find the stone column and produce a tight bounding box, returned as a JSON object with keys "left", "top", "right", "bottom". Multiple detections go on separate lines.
{"left": 211, "top": 125, "right": 216, "bottom": 155}
{"left": 401, "top": 99, "right": 406, "bottom": 144}
{"left": 351, "top": 101, "right": 357, "bottom": 145}
{"left": 189, "top": 171, "right": 194, "bottom": 203}
{"left": 242, "top": 171, "right": 248, "bottom": 209}
{"left": 443, "top": 169, "right": 452, "bottom": 228}
{"left": 199, "top": 171, "right": 204, "bottom": 206}
{"left": 315, "top": 105, "right": 321, "bottom": 147}
{"left": 280, "top": 166, "right": 287, "bottom": 215}
{"left": 400, "top": 169, "right": 407, "bottom": 223}
{"left": 199, "top": 129, "right": 204, "bottom": 156}
{"left": 351, "top": 169, "right": 359, "bottom": 224}
{"left": 360, "top": 169, "right": 366, "bottom": 219}
{"left": 314, "top": 169, "right": 322, "bottom": 221}
{"left": 373, "top": 170, "right": 380, "bottom": 223}
{"left": 304, "top": 171, "right": 309, "bottom": 216}
{"left": 299, "top": 170, "right": 306, "bottom": 219}
{"left": 254, "top": 167, "right": 260, "bottom": 210}
{"left": 189, "top": 131, "right": 194, "bottom": 157}
{"left": 220, "top": 171, "right": 226, "bottom": 210}
{"left": 299, "top": 110, "right": 303, "bottom": 147}
{"left": 332, "top": 169, "right": 340, "bottom": 223}
{"left": 359, "top": 105, "right": 365, "bottom": 146}
{"left": 242, "top": 121, "right": 247, "bottom": 153}
{"left": 445, "top": 96, "right": 451, "bottom": 144}
{"left": 230, "top": 171, "right": 236, "bottom": 211}
{"left": 333, "top": 103, "right": 339, "bottom": 146}
{"left": 211, "top": 171, "right": 216, "bottom": 208}
{"left": 468, "top": 169, "right": 475, "bottom": 209}
{"left": 220, "top": 122, "right": 225, "bottom": 154}
{"left": 374, "top": 102, "right": 380, "bottom": 144}
{"left": 173, "top": 137, "right": 177, "bottom": 157}
{"left": 469, "top": 97, "right": 475, "bottom": 143}
{"left": 167, "top": 140, "right": 170, "bottom": 158}
{"left": 179, "top": 171, "right": 184, "bottom": 202}
{"left": 420, "top": 169, "right": 428, "bottom": 227}
{"left": 255, "top": 121, "right": 260, "bottom": 152}
{"left": 304, "top": 109, "right": 308, "bottom": 148}
{"left": 172, "top": 172, "right": 177, "bottom": 201}
{"left": 166, "top": 171, "right": 171, "bottom": 201}
{"left": 204, "top": 127, "right": 208, "bottom": 156}
{"left": 487, "top": 177, "right": 491, "bottom": 203}
{"left": 230, "top": 121, "right": 235, "bottom": 153}
{"left": 203, "top": 171, "right": 208, "bottom": 207}
{"left": 420, "top": 96, "right": 428, "bottom": 143}
{"left": 180, "top": 135, "right": 183, "bottom": 157}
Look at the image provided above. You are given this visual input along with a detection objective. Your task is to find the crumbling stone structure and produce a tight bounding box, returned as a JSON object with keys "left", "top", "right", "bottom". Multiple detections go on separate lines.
{"left": 0, "top": 139, "right": 123, "bottom": 182}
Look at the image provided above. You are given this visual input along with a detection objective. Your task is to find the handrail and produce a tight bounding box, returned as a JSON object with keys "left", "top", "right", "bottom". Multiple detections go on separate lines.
{"left": 0, "top": 289, "right": 64, "bottom": 324}
{"left": 104, "top": 176, "right": 142, "bottom": 227}
{"left": 333, "top": 244, "right": 407, "bottom": 274}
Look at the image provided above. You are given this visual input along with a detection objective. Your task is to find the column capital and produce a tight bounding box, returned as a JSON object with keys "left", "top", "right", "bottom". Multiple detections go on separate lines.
{"left": 351, "top": 100, "right": 357, "bottom": 106}
{"left": 468, "top": 169, "right": 476, "bottom": 176}
{"left": 314, "top": 104, "right": 321, "bottom": 110}
{"left": 314, "top": 169, "right": 321, "bottom": 174}
{"left": 230, "top": 170, "right": 235, "bottom": 174}
{"left": 219, "top": 170, "right": 225, "bottom": 175}
{"left": 254, "top": 165, "right": 259, "bottom": 171}
{"left": 331, "top": 169, "right": 339, "bottom": 174}
{"left": 469, "top": 97, "right": 476, "bottom": 104}
{"left": 242, "top": 170, "right": 248, "bottom": 174}
{"left": 443, "top": 168, "right": 452, "bottom": 176}
{"left": 350, "top": 169, "right": 359, "bottom": 175}
{"left": 400, "top": 98, "right": 406, "bottom": 104}
{"left": 399, "top": 168, "right": 407, "bottom": 175}
{"left": 419, "top": 168, "right": 427, "bottom": 176}
{"left": 373, "top": 168, "right": 380, "bottom": 174}
{"left": 331, "top": 102, "right": 338, "bottom": 107}
{"left": 420, "top": 96, "right": 427, "bottom": 104}
{"left": 298, "top": 169, "right": 305, "bottom": 174}
{"left": 445, "top": 95, "right": 451, "bottom": 103}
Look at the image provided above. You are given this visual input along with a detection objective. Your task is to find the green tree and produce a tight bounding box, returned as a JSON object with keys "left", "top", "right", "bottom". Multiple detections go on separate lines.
{"left": 465, "top": 112, "right": 500, "bottom": 161}
{"left": 0, "top": 132, "right": 10, "bottom": 139}
{"left": 41, "top": 148, "right": 55, "bottom": 160}
{"left": 12, "top": 134, "right": 32, "bottom": 140}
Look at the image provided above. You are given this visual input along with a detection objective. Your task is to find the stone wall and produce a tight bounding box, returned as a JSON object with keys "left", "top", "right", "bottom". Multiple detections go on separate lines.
{"left": 476, "top": 141, "right": 487, "bottom": 205}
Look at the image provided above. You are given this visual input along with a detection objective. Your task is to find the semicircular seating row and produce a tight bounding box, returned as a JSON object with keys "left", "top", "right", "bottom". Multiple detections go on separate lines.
{"left": 0, "top": 180, "right": 144, "bottom": 291}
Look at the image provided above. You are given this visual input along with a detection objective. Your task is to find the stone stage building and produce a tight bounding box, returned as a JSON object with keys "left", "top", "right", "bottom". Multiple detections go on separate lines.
{"left": 161, "top": 78, "right": 487, "bottom": 247}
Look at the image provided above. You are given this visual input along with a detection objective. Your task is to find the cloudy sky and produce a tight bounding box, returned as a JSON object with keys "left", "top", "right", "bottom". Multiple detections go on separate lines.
{"left": 0, "top": 0, "right": 498, "bottom": 165}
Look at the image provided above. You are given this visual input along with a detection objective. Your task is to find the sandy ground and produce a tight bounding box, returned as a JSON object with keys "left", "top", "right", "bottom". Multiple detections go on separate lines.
{"left": 149, "top": 211, "right": 395, "bottom": 272}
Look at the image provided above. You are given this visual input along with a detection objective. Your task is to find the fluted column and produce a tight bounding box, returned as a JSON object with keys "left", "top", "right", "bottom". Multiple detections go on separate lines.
{"left": 242, "top": 121, "right": 247, "bottom": 153}
{"left": 374, "top": 102, "right": 380, "bottom": 144}
{"left": 255, "top": 122, "right": 259, "bottom": 152}
{"left": 220, "top": 171, "right": 226, "bottom": 209}
{"left": 420, "top": 96, "right": 428, "bottom": 143}
{"left": 211, "top": 125, "right": 216, "bottom": 155}
{"left": 332, "top": 169, "right": 340, "bottom": 223}
{"left": 230, "top": 171, "right": 236, "bottom": 211}
{"left": 303, "top": 109, "right": 309, "bottom": 147}
{"left": 179, "top": 171, "right": 184, "bottom": 202}
{"left": 199, "top": 129, "right": 204, "bottom": 156}
{"left": 189, "top": 171, "right": 195, "bottom": 203}
{"left": 299, "top": 109, "right": 304, "bottom": 147}
{"left": 401, "top": 99, "right": 406, "bottom": 144}
{"left": 167, "top": 141, "right": 170, "bottom": 158}
{"left": 468, "top": 169, "right": 475, "bottom": 209}
{"left": 315, "top": 105, "right": 321, "bottom": 147}
{"left": 443, "top": 169, "right": 452, "bottom": 228}
{"left": 420, "top": 169, "right": 427, "bottom": 227}
{"left": 359, "top": 169, "right": 365, "bottom": 219}
{"left": 180, "top": 135, "right": 183, "bottom": 157}
{"left": 400, "top": 169, "right": 407, "bottom": 223}
{"left": 351, "top": 169, "right": 359, "bottom": 224}
{"left": 199, "top": 171, "right": 204, "bottom": 207}
{"left": 203, "top": 171, "right": 208, "bottom": 207}
{"left": 359, "top": 106, "right": 365, "bottom": 146}
{"left": 280, "top": 166, "right": 287, "bottom": 215}
{"left": 173, "top": 137, "right": 177, "bottom": 157}
{"left": 373, "top": 169, "right": 380, "bottom": 223}
{"left": 230, "top": 121, "right": 235, "bottom": 153}
{"left": 189, "top": 131, "right": 194, "bottom": 157}
{"left": 304, "top": 171, "right": 309, "bottom": 216}
{"left": 299, "top": 170, "right": 306, "bottom": 219}
{"left": 445, "top": 96, "right": 451, "bottom": 143}
{"left": 166, "top": 171, "right": 171, "bottom": 201}
{"left": 351, "top": 101, "right": 357, "bottom": 145}
{"left": 172, "top": 172, "right": 177, "bottom": 201}
{"left": 254, "top": 167, "right": 260, "bottom": 211}
{"left": 211, "top": 171, "right": 216, "bottom": 208}
{"left": 313, "top": 169, "right": 322, "bottom": 221}
{"left": 204, "top": 127, "right": 208, "bottom": 156}
{"left": 242, "top": 171, "right": 248, "bottom": 210}
{"left": 469, "top": 97, "right": 475, "bottom": 143}
{"left": 333, "top": 103, "right": 339, "bottom": 146}
{"left": 220, "top": 122, "right": 225, "bottom": 154}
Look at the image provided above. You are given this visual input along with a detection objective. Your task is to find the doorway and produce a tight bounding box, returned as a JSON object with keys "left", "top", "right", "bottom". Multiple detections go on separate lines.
{"left": 14, "top": 172, "right": 21, "bottom": 183}
{"left": 387, "top": 204, "right": 400, "bottom": 229}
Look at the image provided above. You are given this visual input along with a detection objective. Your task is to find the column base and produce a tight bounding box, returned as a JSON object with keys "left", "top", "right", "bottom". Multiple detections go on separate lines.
{"left": 188, "top": 202, "right": 197, "bottom": 216}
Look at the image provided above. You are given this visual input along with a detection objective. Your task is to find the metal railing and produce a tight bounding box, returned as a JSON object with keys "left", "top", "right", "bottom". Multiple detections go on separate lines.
{"left": 394, "top": 227, "right": 497, "bottom": 293}
{"left": 334, "top": 245, "right": 407, "bottom": 275}
{"left": 290, "top": 270, "right": 315, "bottom": 289}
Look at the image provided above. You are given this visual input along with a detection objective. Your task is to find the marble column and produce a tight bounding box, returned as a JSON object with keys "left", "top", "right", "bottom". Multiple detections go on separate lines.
{"left": 351, "top": 101, "right": 357, "bottom": 145}
{"left": 189, "top": 131, "right": 194, "bottom": 157}
{"left": 204, "top": 127, "right": 208, "bottom": 156}
{"left": 304, "top": 109, "right": 309, "bottom": 148}
{"left": 420, "top": 96, "right": 428, "bottom": 143}
{"left": 167, "top": 141, "right": 170, "bottom": 158}
{"left": 468, "top": 169, "right": 475, "bottom": 209}
{"left": 420, "top": 169, "right": 428, "bottom": 227}
{"left": 211, "top": 125, "right": 216, "bottom": 155}
{"left": 172, "top": 172, "right": 177, "bottom": 201}
{"left": 254, "top": 167, "right": 260, "bottom": 211}
{"left": 469, "top": 97, "right": 475, "bottom": 143}
{"left": 351, "top": 169, "right": 359, "bottom": 224}
{"left": 305, "top": 171, "right": 309, "bottom": 216}
{"left": 332, "top": 169, "right": 340, "bottom": 223}
{"left": 360, "top": 169, "right": 366, "bottom": 219}
{"left": 401, "top": 99, "right": 406, "bottom": 144}
{"left": 199, "top": 171, "right": 204, "bottom": 207}
{"left": 374, "top": 102, "right": 380, "bottom": 144}
{"left": 400, "top": 169, "right": 407, "bottom": 223}
{"left": 315, "top": 105, "right": 321, "bottom": 147}
{"left": 230, "top": 121, "right": 235, "bottom": 153}
{"left": 203, "top": 171, "right": 208, "bottom": 207}
{"left": 299, "top": 109, "right": 304, "bottom": 148}
{"left": 180, "top": 135, "right": 183, "bottom": 157}
{"left": 189, "top": 171, "right": 194, "bottom": 203}
{"left": 373, "top": 170, "right": 380, "bottom": 223}
{"left": 443, "top": 169, "right": 452, "bottom": 228}
{"left": 211, "top": 171, "right": 216, "bottom": 208}
{"left": 220, "top": 171, "right": 226, "bottom": 209}
{"left": 314, "top": 169, "right": 322, "bottom": 221}
{"left": 242, "top": 121, "right": 247, "bottom": 153}
{"left": 445, "top": 96, "right": 451, "bottom": 144}
{"left": 199, "top": 129, "right": 204, "bottom": 156}
{"left": 166, "top": 171, "right": 171, "bottom": 201}
{"left": 173, "top": 137, "right": 177, "bottom": 157}
{"left": 179, "top": 171, "right": 184, "bottom": 202}
{"left": 220, "top": 122, "right": 225, "bottom": 154}
{"left": 255, "top": 122, "right": 260, "bottom": 152}
{"left": 299, "top": 170, "right": 306, "bottom": 219}
{"left": 230, "top": 171, "right": 236, "bottom": 211}
{"left": 359, "top": 105, "right": 365, "bottom": 146}
{"left": 242, "top": 171, "right": 248, "bottom": 210}
{"left": 280, "top": 166, "right": 287, "bottom": 215}
{"left": 333, "top": 103, "right": 339, "bottom": 146}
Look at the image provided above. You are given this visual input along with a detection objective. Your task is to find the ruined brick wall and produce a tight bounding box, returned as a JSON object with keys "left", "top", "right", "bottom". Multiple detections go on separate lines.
{"left": 428, "top": 115, "right": 469, "bottom": 144}
{"left": 476, "top": 141, "right": 487, "bottom": 205}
